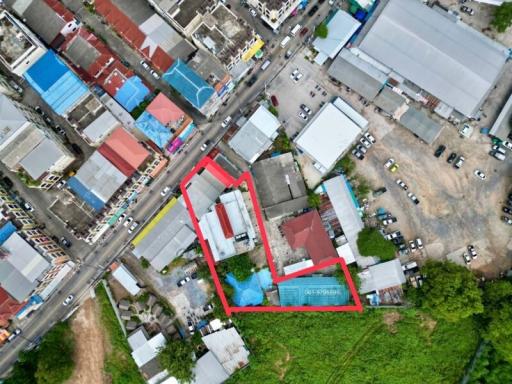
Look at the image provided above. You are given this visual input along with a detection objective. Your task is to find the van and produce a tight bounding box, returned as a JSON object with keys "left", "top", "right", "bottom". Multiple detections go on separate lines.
{"left": 260, "top": 59, "right": 271, "bottom": 71}
{"left": 280, "top": 36, "right": 291, "bottom": 48}
{"left": 290, "top": 23, "right": 301, "bottom": 37}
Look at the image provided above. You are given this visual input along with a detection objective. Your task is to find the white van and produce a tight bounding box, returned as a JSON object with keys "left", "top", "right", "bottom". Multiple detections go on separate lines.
{"left": 261, "top": 59, "right": 271, "bottom": 71}
{"left": 290, "top": 23, "right": 301, "bottom": 37}
{"left": 280, "top": 36, "right": 291, "bottom": 48}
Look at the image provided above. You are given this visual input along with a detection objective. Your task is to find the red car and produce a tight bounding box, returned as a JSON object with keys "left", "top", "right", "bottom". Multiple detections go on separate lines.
{"left": 300, "top": 27, "right": 309, "bottom": 37}
{"left": 271, "top": 95, "right": 279, "bottom": 106}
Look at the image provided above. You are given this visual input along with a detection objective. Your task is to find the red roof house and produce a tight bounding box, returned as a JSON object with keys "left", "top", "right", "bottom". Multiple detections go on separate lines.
{"left": 282, "top": 210, "right": 338, "bottom": 265}
{"left": 146, "top": 93, "right": 186, "bottom": 126}
{"left": 98, "top": 127, "right": 150, "bottom": 177}
{"left": 215, "top": 204, "right": 234, "bottom": 239}
{"left": 0, "top": 288, "right": 25, "bottom": 328}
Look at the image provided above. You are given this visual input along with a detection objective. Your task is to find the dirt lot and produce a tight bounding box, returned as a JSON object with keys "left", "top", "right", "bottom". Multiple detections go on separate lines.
{"left": 66, "top": 298, "right": 106, "bottom": 384}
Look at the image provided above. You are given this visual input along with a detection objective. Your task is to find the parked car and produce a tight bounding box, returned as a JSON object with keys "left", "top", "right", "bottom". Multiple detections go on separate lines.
{"left": 460, "top": 6, "right": 474, "bottom": 15}
{"left": 373, "top": 187, "right": 387, "bottom": 197}
{"left": 352, "top": 148, "right": 364, "bottom": 160}
{"left": 300, "top": 27, "right": 309, "bottom": 37}
{"left": 492, "top": 145, "right": 507, "bottom": 155}
{"left": 416, "top": 238, "right": 424, "bottom": 250}
{"left": 468, "top": 245, "right": 477, "bottom": 259}
{"left": 60, "top": 237, "right": 72, "bottom": 248}
{"left": 117, "top": 213, "right": 127, "bottom": 223}
{"left": 292, "top": 72, "right": 303, "bottom": 83}
{"left": 389, "top": 163, "right": 399, "bottom": 173}
{"left": 359, "top": 137, "right": 372, "bottom": 148}
{"left": 454, "top": 156, "right": 465, "bottom": 169}
{"left": 503, "top": 206, "right": 512, "bottom": 215}
{"left": 462, "top": 252, "right": 472, "bottom": 265}
{"left": 221, "top": 116, "right": 232, "bottom": 128}
{"left": 300, "top": 104, "right": 312, "bottom": 115}
{"left": 8, "top": 80, "right": 23, "bottom": 94}
{"left": 447, "top": 152, "right": 457, "bottom": 164}
{"left": 23, "top": 201, "right": 34, "bottom": 212}
{"left": 396, "top": 179, "right": 408, "bottom": 190}
{"left": 200, "top": 139, "right": 212, "bottom": 152}
{"left": 382, "top": 217, "right": 397, "bottom": 225}
{"left": 63, "top": 294, "right": 74, "bottom": 306}
{"left": 503, "top": 140, "right": 512, "bottom": 150}
{"left": 308, "top": 5, "right": 319, "bottom": 17}
{"left": 407, "top": 192, "right": 420, "bottom": 205}
{"left": 502, "top": 216, "right": 512, "bottom": 225}
{"left": 474, "top": 169, "right": 486, "bottom": 180}
{"left": 409, "top": 240, "right": 417, "bottom": 251}
{"left": 2, "top": 177, "right": 13, "bottom": 189}
{"left": 355, "top": 144, "right": 367, "bottom": 154}
{"left": 249, "top": 8, "right": 257, "bottom": 17}
{"left": 124, "top": 217, "right": 134, "bottom": 227}
{"left": 384, "top": 231, "right": 401, "bottom": 240}
{"left": 271, "top": 95, "right": 279, "bottom": 106}
{"left": 434, "top": 145, "right": 446, "bottom": 158}
{"left": 128, "top": 221, "right": 139, "bottom": 234}
{"left": 7, "top": 328, "right": 22, "bottom": 342}
{"left": 161, "top": 186, "right": 171, "bottom": 196}
{"left": 140, "top": 60, "right": 150, "bottom": 70}
{"left": 298, "top": 111, "right": 308, "bottom": 121}
{"left": 246, "top": 75, "right": 258, "bottom": 86}
{"left": 150, "top": 69, "right": 160, "bottom": 79}
{"left": 384, "top": 158, "right": 395, "bottom": 169}
{"left": 203, "top": 304, "right": 214, "bottom": 312}
{"left": 177, "top": 276, "right": 191, "bottom": 287}
{"left": 490, "top": 151, "right": 506, "bottom": 161}
{"left": 71, "top": 143, "right": 83, "bottom": 156}
{"left": 364, "top": 132, "right": 376, "bottom": 144}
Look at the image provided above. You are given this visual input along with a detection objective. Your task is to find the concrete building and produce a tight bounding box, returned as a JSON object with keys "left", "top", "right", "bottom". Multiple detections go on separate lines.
{"left": 0, "top": 93, "right": 75, "bottom": 189}
{"left": 312, "top": 10, "right": 360, "bottom": 65}
{"left": 199, "top": 190, "right": 257, "bottom": 262}
{"left": 228, "top": 105, "right": 280, "bottom": 164}
{"left": 0, "top": 11, "right": 46, "bottom": 76}
{"left": 294, "top": 100, "right": 366, "bottom": 174}
{"left": 252, "top": 153, "right": 308, "bottom": 220}
{"left": 355, "top": 0, "right": 509, "bottom": 119}
{"left": 247, "top": 0, "right": 302, "bottom": 32}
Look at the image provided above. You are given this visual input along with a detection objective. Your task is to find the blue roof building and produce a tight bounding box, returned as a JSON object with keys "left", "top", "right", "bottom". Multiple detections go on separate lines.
{"left": 24, "top": 51, "right": 89, "bottom": 116}
{"left": 278, "top": 277, "right": 350, "bottom": 306}
{"left": 0, "top": 221, "right": 17, "bottom": 245}
{"left": 114, "top": 76, "right": 150, "bottom": 112}
{"left": 163, "top": 59, "right": 215, "bottom": 110}
{"left": 67, "top": 177, "right": 105, "bottom": 212}
{"left": 135, "top": 111, "right": 172, "bottom": 149}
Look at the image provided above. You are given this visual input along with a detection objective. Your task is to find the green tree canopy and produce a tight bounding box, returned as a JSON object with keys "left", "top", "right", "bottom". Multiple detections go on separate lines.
{"left": 492, "top": 3, "right": 512, "bottom": 33}
{"left": 314, "top": 22, "right": 328, "bottom": 38}
{"left": 418, "top": 261, "right": 483, "bottom": 322}
{"left": 158, "top": 340, "right": 194, "bottom": 383}
{"left": 356, "top": 227, "right": 396, "bottom": 261}
{"left": 482, "top": 280, "right": 512, "bottom": 364}
{"left": 4, "top": 350, "right": 39, "bottom": 384}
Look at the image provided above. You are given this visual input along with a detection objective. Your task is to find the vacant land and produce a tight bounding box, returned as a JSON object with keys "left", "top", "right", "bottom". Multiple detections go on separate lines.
{"left": 67, "top": 299, "right": 106, "bottom": 384}
{"left": 227, "top": 310, "right": 479, "bottom": 384}
{"left": 96, "top": 284, "right": 145, "bottom": 384}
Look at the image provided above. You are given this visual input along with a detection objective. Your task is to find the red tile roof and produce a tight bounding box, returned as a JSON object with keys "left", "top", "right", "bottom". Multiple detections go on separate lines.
{"left": 0, "top": 288, "right": 24, "bottom": 328}
{"left": 98, "top": 127, "right": 150, "bottom": 177}
{"left": 282, "top": 210, "right": 338, "bottom": 265}
{"left": 215, "top": 204, "right": 234, "bottom": 239}
{"left": 146, "top": 93, "right": 185, "bottom": 126}
{"left": 94, "top": 0, "right": 174, "bottom": 72}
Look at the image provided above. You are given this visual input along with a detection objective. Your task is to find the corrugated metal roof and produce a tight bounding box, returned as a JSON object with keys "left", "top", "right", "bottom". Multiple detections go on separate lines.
{"left": 19, "top": 138, "right": 69, "bottom": 179}
{"left": 67, "top": 176, "right": 105, "bottom": 211}
{"left": 201, "top": 328, "right": 249, "bottom": 375}
{"left": 146, "top": 93, "right": 186, "bottom": 126}
{"left": 358, "top": 0, "right": 508, "bottom": 117}
{"left": 278, "top": 277, "right": 350, "bottom": 306}
{"left": 114, "top": 76, "right": 150, "bottom": 112}
{"left": 399, "top": 106, "right": 443, "bottom": 145}
{"left": 359, "top": 259, "right": 406, "bottom": 294}
{"left": 373, "top": 87, "right": 406, "bottom": 115}
{"left": 135, "top": 111, "right": 172, "bottom": 149}
{"left": 193, "top": 351, "right": 229, "bottom": 384}
{"left": 112, "top": 264, "right": 141, "bottom": 296}
{"left": 3, "top": 233, "right": 49, "bottom": 282}
{"left": 490, "top": 92, "right": 512, "bottom": 141}
{"left": 82, "top": 110, "right": 121, "bottom": 145}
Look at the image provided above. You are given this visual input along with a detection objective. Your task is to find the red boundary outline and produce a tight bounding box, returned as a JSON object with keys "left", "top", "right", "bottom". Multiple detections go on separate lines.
{"left": 180, "top": 157, "right": 363, "bottom": 316}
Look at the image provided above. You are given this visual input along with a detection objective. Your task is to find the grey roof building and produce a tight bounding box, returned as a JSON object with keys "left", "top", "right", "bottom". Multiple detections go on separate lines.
{"left": 357, "top": 0, "right": 508, "bottom": 117}
{"left": 201, "top": 328, "right": 249, "bottom": 375}
{"left": 373, "top": 87, "right": 406, "bottom": 116}
{"left": 193, "top": 351, "right": 230, "bottom": 384}
{"left": 19, "top": 138, "right": 73, "bottom": 180}
{"left": 490, "top": 93, "right": 512, "bottom": 141}
{"left": 398, "top": 106, "right": 443, "bottom": 145}
{"left": 252, "top": 153, "right": 308, "bottom": 220}
{"left": 359, "top": 259, "right": 406, "bottom": 294}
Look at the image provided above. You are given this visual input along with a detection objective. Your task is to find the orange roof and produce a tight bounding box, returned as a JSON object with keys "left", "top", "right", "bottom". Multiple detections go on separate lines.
{"left": 99, "top": 127, "right": 150, "bottom": 176}
{"left": 146, "top": 93, "right": 186, "bottom": 126}
{"left": 0, "top": 287, "right": 24, "bottom": 328}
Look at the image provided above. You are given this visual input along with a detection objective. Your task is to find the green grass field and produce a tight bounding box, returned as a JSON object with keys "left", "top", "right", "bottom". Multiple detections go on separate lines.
{"left": 96, "top": 284, "right": 145, "bottom": 384}
{"left": 226, "top": 309, "right": 478, "bottom": 384}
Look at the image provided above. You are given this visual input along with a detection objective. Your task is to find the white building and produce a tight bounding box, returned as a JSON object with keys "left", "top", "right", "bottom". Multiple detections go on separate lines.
{"left": 111, "top": 263, "right": 142, "bottom": 296}
{"left": 247, "top": 0, "right": 302, "bottom": 32}
{"left": 0, "top": 11, "right": 46, "bottom": 76}
{"left": 294, "top": 99, "right": 367, "bottom": 174}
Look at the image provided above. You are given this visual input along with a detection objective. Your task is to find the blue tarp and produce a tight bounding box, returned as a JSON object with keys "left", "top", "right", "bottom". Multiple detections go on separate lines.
{"left": 24, "top": 51, "right": 89, "bottom": 116}
{"left": 114, "top": 76, "right": 150, "bottom": 112}
{"left": 226, "top": 273, "right": 264, "bottom": 306}
{"left": 0, "top": 221, "right": 16, "bottom": 245}
{"left": 278, "top": 277, "right": 350, "bottom": 306}
{"left": 135, "top": 111, "right": 172, "bottom": 149}
{"left": 67, "top": 176, "right": 105, "bottom": 212}
{"left": 163, "top": 59, "right": 215, "bottom": 110}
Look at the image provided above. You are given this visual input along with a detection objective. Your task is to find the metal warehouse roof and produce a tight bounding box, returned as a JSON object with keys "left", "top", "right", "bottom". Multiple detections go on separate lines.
{"left": 19, "top": 138, "right": 69, "bottom": 180}
{"left": 313, "top": 10, "right": 361, "bottom": 65}
{"left": 163, "top": 59, "right": 215, "bottom": 110}
{"left": 294, "top": 102, "right": 363, "bottom": 173}
{"left": 73, "top": 151, "right": 127, "bottom": 204}
{"left": 201, "top": 328, "right": 249, "bottom": 375}
{"left": 24, "top": 51, "right": 89, "bottom": 116}
{"left": 228, "top": 105, "right": 280, "bottom": 163}
{"left": 359, "top": 259, "right": 406, "bottom": 294}
{"left": 278, "top": 277, "right": 350, "bottom": 306}
{"left": 328, "top": 49, "right": 387, "bottom": 101}
{"left": 135, "top": 111, "right": 172, "bottom": 149}
{"left": 373, "top": 87, "right": 406, "bottom": 115}
{"left": 114, "top": 76, "right": 150, "bottom": 112}
{"left": 399, "top": 106, "right": 443, "bottom": 145}
{"left": 193, "top": 351, "right": 229, "bottom": 384}
{"left": 490, "top": 92, "right": 512, "bottom": 141}
{"left": 82, "top": 110, "right": 121, "bottom": 145}
{"left": 111, "top": 263, "right": 141, "bottom": 296}
{"left": 358, "top": 0, "right": 508, "bottom": 117}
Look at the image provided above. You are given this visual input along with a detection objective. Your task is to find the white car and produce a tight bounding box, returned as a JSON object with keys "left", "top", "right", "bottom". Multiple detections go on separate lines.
{"left": 128, "top": 221, "right": 139, "bottom": 234}
{"left": 360, "top": 137, "right": 372, "bottom": 148}
{"left": 250, "top": 8, "right": 257, "bottom": 17}
{"left": 384, "top": 158, "right": 395, "bottom": 169}
{"left": 63, "top": 294, "right": 74, "bottom": 306}
{"left": 473, "top": 169, "right": 486, "bottom": 180}
{"left": 298, "top": 111, "right": 308, "bottom": 121}
{"left": 290, "top": 68, "right": 299, "bottom": 79}
{"left": 221, "top": 116, "right": 232, "bottom": 128}
{"left": 364, "top": 132, "right": 376, "bottom": 143}
{"left": 502, "top": 140, "right": 512, "bottom": 150}
{"left": 396, "top": 179, "right": 408, "bottom": 190}
{"left": 416, "top": 238, "right": 424, "bottom": 249}
{"left": 140, "top": 60, "right": 150, "bottom": 70}
{"left": 124, "top": 216, "right": 134, "bottom": 227}
{"left": 150, "top": 69, "right": 160, "bottom": 80}
{"left": 300, "top": 104, "right": 312, "bottom": 115}
{"left": 117, "top": 213, "right": 127, "bottom": 223}
{"left": 161, "top": 186, "right": 171, "bottom": 196}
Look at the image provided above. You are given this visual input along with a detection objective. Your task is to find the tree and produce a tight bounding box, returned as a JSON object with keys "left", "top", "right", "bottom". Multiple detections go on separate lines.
{"left": 35, "top": 322, "right": 75, "bottom": 384}
{"left": 158, "top": 341, "right": 194, "bottom": 383}
{"left": 4, "top": 350, "right": 39, "bottom": 384}
{"left": 314, "top": 22, "right": 328, "bottom": 38}
{"left": 482, "top": 281, "right": 512, "bottom": 364}
{"left": 307, "top": 191, "right": 321, "bottom": 208}
{"left": 356, "top": 227, "right": 396, "bottom": 261}
{"left": 418, "top": 261, "right": 483, "bottom": 322}
{"left": 219, "top": 253, "right": 254, "bottom": 281}
{"left": 492, "top": 3, "right": 512, "bottom": 33}
{"left": 336, "top": 155, "right": 355, "bottom": 176}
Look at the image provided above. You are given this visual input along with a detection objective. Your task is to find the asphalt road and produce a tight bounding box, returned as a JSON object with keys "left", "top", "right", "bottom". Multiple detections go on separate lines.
{"left": 0, "top": 0, "right": 333, "bottom": 376}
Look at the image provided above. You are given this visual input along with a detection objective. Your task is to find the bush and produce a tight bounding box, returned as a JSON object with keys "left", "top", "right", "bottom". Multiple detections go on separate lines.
{"left": 314, "top": 22, "right": 328, "bottom": 38}
{"left": 336, "top": 155, "right": 356, "bottom": 176}
{"left": 273, "top": 131, "right": 292, "bottom": 153}
{"left": 492, "top": 3, "right": 512, "bottom": 33}
{"left": 140, "top": 258, "right": 150, "bottom": 269}
{"left": 354, "top": 176, "right": 371, "bottom": 199}
{"left": 307, "top": 191, "right": 321, "bottom": 208}
{"left": 356, "top": 227, "right": 396, "bottom": 261}
{"left": 268, "top": 105, "right": 279, "bottom": 117}
{"left": 158, "top": 341, "right": 194, "bottom": 382}
{"left": 219, "top": 253, "right": 254, "bottom": 281}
